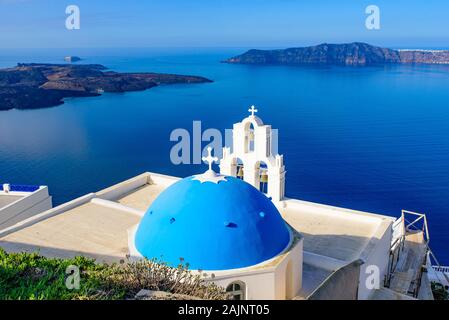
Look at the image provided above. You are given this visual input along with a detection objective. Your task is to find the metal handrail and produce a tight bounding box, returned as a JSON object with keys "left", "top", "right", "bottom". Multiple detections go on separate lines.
{"left": 427, "top": 247, "right": 449, "bottom": 285}
{"left": 402, "top": 210, "right": 430, "bottom": 244}
{"left": 386, "top": 215, "right": 407, "bottom": 287}
{"left": 387, "top": 210, "right": 448, "bottom": 298}
{"left": 386, "top": 211, "right": 431, "bottom": 296}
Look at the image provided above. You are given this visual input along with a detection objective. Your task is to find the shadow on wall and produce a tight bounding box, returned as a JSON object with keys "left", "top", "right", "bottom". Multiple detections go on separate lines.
{"left": 290, "top": 229, "right": 372, "bottom": 262}
{"left": 307, "top": 259, "right": 364, "bottom": 300}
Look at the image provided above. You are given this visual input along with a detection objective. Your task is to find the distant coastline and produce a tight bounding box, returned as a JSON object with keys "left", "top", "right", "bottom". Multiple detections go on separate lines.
{"left": 0, "top": 63, "right": 212, "bottom": 111}
{"left": 224, "top": 42, "right": 449, "bottom": 66}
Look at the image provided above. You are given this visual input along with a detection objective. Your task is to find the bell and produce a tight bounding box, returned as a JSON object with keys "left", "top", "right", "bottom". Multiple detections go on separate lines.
{"left": 237, "top": 166, "right": 244, "bottom": 178}
{"left": 260, "top": 171, "right": 268, "bottom": 183}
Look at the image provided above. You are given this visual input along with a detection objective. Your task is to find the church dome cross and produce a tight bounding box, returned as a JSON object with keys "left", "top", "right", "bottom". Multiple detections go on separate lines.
{"left": 202, "top": 147, "right": 219, "bottom": 172}
{"left": 193, "top": 147, "right": 227, "bottom": 184}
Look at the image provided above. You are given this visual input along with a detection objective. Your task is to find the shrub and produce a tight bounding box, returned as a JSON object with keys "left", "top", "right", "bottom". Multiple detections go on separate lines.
{"left": 0, "top": 248, "right": 229, "bottom": 300}
{"left": 101, "top": 259, "right": 229, "bottom": 300}
{"left": 431, "top": 281, "right": 449, "bottom": 300}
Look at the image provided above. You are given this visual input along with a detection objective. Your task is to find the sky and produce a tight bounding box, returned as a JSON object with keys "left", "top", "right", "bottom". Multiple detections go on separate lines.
{"left": 0, "top": 0, "right": 448, "bottom": 49}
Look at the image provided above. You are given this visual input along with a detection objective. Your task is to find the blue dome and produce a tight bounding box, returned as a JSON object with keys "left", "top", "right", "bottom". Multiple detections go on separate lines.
{"left": 134, "top": 175, "right": 291, "bottom": 270}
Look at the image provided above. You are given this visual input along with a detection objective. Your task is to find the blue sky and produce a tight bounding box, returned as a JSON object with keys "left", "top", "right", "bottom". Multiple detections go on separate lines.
{"left": 0, "top": 0, "right": 448, "bottom": 48}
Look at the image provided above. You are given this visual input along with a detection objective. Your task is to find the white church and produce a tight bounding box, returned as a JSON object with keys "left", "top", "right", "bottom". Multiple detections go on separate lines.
{"left": 0, "top": 107, "right": 441, "bottom": 300}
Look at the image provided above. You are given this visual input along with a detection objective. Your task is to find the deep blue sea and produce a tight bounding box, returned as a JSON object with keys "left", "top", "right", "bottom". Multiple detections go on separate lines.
{"left": 0, "top": 48, "right": 448, "bottom": 263}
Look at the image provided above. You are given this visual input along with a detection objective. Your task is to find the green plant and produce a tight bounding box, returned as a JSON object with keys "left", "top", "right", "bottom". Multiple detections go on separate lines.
{"left": 0, "top": 248, "right": 228, "bottom": 300}
{"left": 102, "top": 259, "right": 229, "bottom": 300}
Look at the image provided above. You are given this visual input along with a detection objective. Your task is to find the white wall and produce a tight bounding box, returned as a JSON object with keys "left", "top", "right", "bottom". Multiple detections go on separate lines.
{"left": 96, "top": 173, "right": 151, "bottom": 200}
{"left": 0, "top": 197, "right": 52, "bottom": 230}
{"left": 274, "top": 238, "right": 303, "bottom": 299}
{"left": 207, "top": 238, "right": 303, "bottom": 300}
{"left": 358, "top": 220, "right": 393, "bottom": 300}
{"left": 97, "top": 172, "right": 180, "bottom": 201}
{"left": 213, "top": 271, "right": 277, "bottom": 300}
{"left": 0, "top": 187, "right": 52, "bottom": 230}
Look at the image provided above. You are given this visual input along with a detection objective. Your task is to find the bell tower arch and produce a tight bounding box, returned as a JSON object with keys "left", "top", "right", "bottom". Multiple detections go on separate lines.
{"left": 220, "top": 106, "right": 286, "bottom": 202}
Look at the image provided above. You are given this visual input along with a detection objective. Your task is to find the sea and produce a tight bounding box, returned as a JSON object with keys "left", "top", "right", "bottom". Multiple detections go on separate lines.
{"left": 0, "top": 47, "right": 448, "bottom": 263}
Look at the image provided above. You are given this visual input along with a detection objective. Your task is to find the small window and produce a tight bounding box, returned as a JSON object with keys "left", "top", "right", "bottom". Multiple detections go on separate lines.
{"left": 226, "top": 281, "right": 245, "bottom": 300}
{"left": 244, "top": 123, "right": 255, "bottom": 153}
{"left": 248, "top": 124, "right": 255, "bottom": 152}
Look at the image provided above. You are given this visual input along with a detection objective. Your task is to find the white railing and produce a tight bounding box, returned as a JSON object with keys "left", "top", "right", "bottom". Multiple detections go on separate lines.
{"left": 386, "top": 216, "right": 406, "bottom": 286}
{"left": 401, "top": 210, "right": 430, "bottom": 243}
{"left": 386, "top": 210, "right": 431, "bottom": 296}
{"left": 432, "top": 266, "right": 449, "bottom": 273}
{"left": 391, "top": 217, "right": 404, "bottom": 245}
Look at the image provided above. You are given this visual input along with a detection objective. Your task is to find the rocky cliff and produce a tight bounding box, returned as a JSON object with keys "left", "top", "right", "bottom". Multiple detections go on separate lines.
{"left": 0, "top": 63, "right": 212, "bottom": 110}
{"left": 224, "top": 42, "right": 449, "bottom": 66}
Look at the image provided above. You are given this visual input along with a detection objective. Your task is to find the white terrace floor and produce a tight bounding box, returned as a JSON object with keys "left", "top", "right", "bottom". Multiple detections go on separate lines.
{"left": 281, "top": 202, "right": 388, "bottom": 262}
{"left": 0, "top": 173, "right": 174, "bottom": 263}
{"left": 115, "top": 183, "right": 165, "bottom": 211}
{"left": 280, "top": 198, "right": 394, "bottom": 299}
{"left": 0, "top": 201, "right": 141, "bottom": 263}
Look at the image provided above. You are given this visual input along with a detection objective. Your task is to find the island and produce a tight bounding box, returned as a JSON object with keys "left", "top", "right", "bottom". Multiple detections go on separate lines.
{"left": 224, "top": 42, "right": 449, "bottom": 66}
{"left": 0, "top": 63, "right": 212, "bottom": 110}
{"left": 64, "top": 56, "right": 82, "bottom": 63}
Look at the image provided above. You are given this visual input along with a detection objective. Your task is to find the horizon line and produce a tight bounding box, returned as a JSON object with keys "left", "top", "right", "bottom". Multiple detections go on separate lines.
{"left": 1, "top": 43, "right": 449, "bottom": 51}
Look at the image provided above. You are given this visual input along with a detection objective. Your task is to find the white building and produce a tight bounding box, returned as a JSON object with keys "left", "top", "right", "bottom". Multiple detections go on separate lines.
{"left": 0, "top": 184, "right": 52, "bottom": 231}
{"left": 0, "top": 108, "right": 437, "bottom": 300}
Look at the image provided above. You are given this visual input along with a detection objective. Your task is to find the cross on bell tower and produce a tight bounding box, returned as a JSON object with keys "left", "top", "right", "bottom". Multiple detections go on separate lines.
{"left": 248, "top": 105, "right": 258, "bottom": 117}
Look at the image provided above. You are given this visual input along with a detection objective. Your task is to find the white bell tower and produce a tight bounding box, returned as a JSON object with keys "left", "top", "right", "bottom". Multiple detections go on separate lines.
{"left": 220, "top": 106, "right": 286, "bottom": 202}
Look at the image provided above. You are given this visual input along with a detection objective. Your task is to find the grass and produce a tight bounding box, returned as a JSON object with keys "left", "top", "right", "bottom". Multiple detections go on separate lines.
{"left": 0, "top": 248, "right": 228, "bottom": 300}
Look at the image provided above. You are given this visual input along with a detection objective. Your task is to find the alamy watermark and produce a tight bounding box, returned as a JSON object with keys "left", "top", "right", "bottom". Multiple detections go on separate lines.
{"left": 65, "top": 5, "right": 80, "bottom": 30}
{"left": 65, "top": 265, "right": 80, "bottom": 290}
{"left": 365, "top": 5, "right": 381, "bottom": 30}
{"left": 365, "top": 265, "right": 380, "bottom": 290}
{"left": 63, "top": 5, "right": 380, "bottom": 33}
{"left": 169, "top": 121, "right": 279, "bottom": 165}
